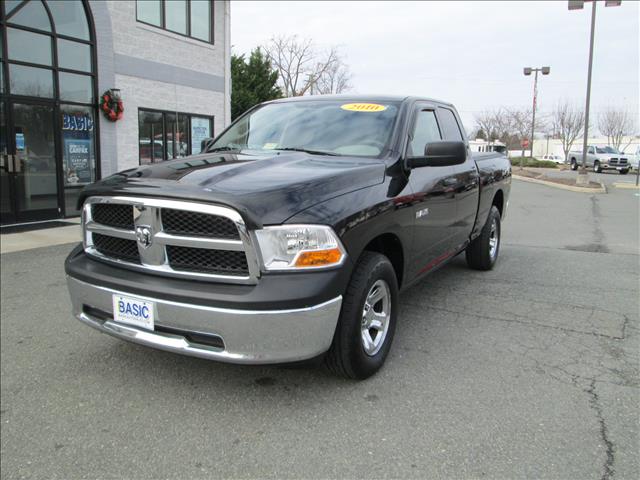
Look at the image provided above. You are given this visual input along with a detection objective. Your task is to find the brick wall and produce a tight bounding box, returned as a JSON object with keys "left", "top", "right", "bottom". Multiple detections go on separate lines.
{"left": 91, "top": 0, "right": 230, "bottom": 174}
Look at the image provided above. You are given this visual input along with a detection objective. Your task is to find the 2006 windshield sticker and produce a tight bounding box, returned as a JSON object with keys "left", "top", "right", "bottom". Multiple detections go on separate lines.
{"left": 340, "top": 103, "right": 387, "bottom": 112}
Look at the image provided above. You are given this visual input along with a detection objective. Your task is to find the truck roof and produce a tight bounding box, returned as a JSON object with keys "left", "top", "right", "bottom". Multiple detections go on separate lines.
{"left": 268, "top": 94, "right": 454, "bottom": 108}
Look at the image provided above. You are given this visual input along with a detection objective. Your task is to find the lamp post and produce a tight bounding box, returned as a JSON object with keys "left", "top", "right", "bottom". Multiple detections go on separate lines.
{"left": 523, "top": 66, "right": 550, "bottom": 166}
{"left": 568, "top": 0, "right": 622, "bottom": 185}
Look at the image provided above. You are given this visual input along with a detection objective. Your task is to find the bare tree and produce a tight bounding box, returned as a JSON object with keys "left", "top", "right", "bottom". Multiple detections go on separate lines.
{"left": 507, "top": 108, "right": 534, "bottom": 157}
{"left": 315, "top": 58, "right": 352, "bottom": 94}
{"left": 551, "top": 100, "right": 585, "bottom": 162}
{"left": 474, "top": 110, "right": 501, "bottom": 142}
{"left": 598, "top": 108, "right": 636, "bottom": 151}
{"left": 263, "top": 35, "right": 342, "bottom": 97}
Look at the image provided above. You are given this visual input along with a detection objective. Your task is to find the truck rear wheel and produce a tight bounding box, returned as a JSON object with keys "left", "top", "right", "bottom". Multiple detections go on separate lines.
{"left": 465, "top": 206, "right": 501, "bottom": 271}
{"left": 325, "top": 252, "right": 398, "bottom": 379}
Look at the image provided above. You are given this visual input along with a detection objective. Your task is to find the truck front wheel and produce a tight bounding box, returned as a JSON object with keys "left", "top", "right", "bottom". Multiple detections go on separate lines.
{"left": 593, "top": 161, "right": 602, "bottom": 173}
{"left": 325, "top": 252, "right": 398, "bottom": 379}
{"left": 466, "top": 205, "right": 501, "bottom": 271}
{"left": 571, "top": 159, "right": 578, "bottom": 170}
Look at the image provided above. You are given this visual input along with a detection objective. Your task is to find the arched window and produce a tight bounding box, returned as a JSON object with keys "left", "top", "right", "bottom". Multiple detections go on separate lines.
{"left": 2, "top": 0, "right": 95, "bottom": 100}
{"left": 1, "top": 0, "right": 98, "bottom": 222}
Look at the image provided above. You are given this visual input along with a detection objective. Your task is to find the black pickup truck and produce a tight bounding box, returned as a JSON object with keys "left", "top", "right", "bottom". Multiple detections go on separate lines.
{"left": 65, "top": 95, "right": 511, "bottom": 379}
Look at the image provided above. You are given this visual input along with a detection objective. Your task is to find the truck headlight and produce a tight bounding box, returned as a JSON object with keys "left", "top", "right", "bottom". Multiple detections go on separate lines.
{"left": 254, "top": 225, "right": 346, "bottom": 271}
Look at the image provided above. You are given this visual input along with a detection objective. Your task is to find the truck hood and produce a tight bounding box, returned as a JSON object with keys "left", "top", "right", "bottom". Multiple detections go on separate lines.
{"left": 82, "top": 151, "right": 386, "bottom": 227}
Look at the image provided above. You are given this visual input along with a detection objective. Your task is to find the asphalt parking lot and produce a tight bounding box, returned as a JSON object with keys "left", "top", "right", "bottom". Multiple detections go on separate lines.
{"left": 1, "top": 179, "right": 638, "bottom": 479}
{"left": 543, "top": 166, "right": 640, "bottom": 187}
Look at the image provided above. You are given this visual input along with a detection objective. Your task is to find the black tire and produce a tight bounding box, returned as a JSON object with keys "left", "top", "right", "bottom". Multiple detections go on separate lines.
{"left": 593, "top": 161, "right": 601, "bottom": 173}
{"left": 620, "top": 169, "right": 629, "bottom": 175}
{"left": 465, "top": 205, "right": 501, "bottom": 271}
{"left": 325, "top": 252, "right": 399, "bottom": 379}
{"left": 570, "top": 158, "right": 578, "bottom": 170}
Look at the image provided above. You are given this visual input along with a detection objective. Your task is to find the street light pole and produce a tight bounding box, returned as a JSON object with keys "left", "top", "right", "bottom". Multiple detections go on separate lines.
{"left": 531, "top": 68, "right": 539, "bottom": 160}
{"left": 523, "top": 66, "right": 550, "bottom": 166}
{"left": 568, "top": 0, "right": 622, "bottom": 185}
{"left": 578, "top": 0, "right": 597, "bottom": 183}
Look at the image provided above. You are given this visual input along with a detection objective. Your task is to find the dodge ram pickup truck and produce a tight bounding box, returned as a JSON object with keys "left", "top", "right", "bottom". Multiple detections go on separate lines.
{"left": 569, "top": 145, "right": 630, "bottom": 174}
{"left": 65, "top": 95, "right": 511, "bottom": 379}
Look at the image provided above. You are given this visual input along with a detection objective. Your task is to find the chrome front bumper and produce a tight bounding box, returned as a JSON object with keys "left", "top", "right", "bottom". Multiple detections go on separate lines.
{"left": 67, "top": 276, "right": 342, "bottom": 364}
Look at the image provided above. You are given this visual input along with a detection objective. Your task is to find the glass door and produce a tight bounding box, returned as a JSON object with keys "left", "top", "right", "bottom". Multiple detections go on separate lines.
{"left": 0, "top": 101, "right": 16, "bottom": 223}
{"left": 3, "top": 101, "right": 60, "bottom": 223}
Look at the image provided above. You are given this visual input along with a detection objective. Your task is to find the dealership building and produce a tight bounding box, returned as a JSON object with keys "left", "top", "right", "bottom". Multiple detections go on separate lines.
{"left": 1, "top": 0, "right": 230, "bottom": 225}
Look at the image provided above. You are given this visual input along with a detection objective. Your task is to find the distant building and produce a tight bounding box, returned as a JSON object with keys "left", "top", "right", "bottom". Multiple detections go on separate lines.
{"left": 1, "top": 0, "right": 230, "bottom": 225}
{"left": 468, "top": 139, "right": 507, "bottom": 154}
{"left": 532, "top": 135, "right": 639, "bottom": 159}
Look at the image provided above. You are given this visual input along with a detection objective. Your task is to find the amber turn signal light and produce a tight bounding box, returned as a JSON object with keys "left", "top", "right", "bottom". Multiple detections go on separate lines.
{"left": 294, "top": 248, "right": 343, "bottom": 267}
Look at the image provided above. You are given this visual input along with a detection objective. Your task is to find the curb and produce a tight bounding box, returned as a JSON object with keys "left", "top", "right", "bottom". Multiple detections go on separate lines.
{"left": 512, "top": 174, "right": 607, "bottom": 194}
{"left": 612, "top": 182, "right": 640, "bottom": 190}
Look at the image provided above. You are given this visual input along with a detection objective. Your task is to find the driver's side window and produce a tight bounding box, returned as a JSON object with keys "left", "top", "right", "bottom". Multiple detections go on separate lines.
{"left": 407, "top": 110, "right": 441, "bottom": 157}
{"left": 588, "top": 147, "right": 594, "bottom": 154}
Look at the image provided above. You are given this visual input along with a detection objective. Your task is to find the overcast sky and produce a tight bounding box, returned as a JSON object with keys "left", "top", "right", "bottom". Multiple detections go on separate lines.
{"left": 231, "top": 1, "right": 639, "bottom": 133}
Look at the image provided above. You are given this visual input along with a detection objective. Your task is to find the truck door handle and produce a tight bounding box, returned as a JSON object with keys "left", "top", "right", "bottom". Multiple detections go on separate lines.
{"left": 443, "top": 178, "right": 457, "bottom": 187}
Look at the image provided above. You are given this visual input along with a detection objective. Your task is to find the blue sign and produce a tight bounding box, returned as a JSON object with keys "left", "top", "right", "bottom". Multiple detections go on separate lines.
{"left": 15, "top": 133, "right": 25, "bottom": 151}
{"left": 64, "top": 139, "right": 92, "bottom": 184}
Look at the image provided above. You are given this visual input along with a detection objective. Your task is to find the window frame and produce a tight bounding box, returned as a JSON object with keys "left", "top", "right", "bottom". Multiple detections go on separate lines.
{"left": 138, "top": 107, "right": 214, "bottom": 165}
{"left": 135, "top": 0, "right": 215, "bottom": 45}
{"left": 2, "top": 1, "right": 98, "bottom": 103}
{"left": 435, "top": 107, "right": 465, "bottom": 142}
{"left": 404, "top": 103, "right": 442, "bottom": 160}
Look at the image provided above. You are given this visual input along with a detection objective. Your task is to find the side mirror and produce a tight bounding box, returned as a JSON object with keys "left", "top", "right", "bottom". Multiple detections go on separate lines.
{"left": 408, "top": 141, "right": 467, "bottom": 168}
{"left": 200, "top": 137, "right": 216, "bottom": 153}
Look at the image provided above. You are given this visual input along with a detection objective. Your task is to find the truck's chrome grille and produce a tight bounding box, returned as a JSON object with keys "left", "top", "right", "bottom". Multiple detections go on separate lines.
{"left": 92, "top": 204, "right": 134, "bottom": 230}
{"left": 161, "top": 209, "right": 240, "bottom": 239}
{"left": 166, "top": 246, "right": 249, "bottom": 275}
{"left": 82, "top": 197, "right": 260, "bottom": 284}
{"left": 92, "top": 233, "right": 141, "bottom": 264}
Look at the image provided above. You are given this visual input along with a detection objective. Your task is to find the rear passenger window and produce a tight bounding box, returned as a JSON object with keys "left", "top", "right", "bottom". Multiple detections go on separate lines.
{"left": 408, "top": 110, "right": 441, "bottom": 157}
{"left": 437, "top": 108, "right": 464, "bottom": 141}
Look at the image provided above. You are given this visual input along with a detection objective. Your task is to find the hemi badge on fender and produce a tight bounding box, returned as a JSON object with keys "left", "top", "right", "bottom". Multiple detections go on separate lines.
{"left": 416, "top": 208, "right": 429, "bottom": 219}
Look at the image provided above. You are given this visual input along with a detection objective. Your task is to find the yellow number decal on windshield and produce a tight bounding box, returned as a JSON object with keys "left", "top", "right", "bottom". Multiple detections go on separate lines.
{"left": 340, "top": 103, "right": 387, "bottom": 112}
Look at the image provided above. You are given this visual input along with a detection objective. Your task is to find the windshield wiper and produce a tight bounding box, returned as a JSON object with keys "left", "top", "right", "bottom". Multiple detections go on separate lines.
{"left": 206, "top": 145, "right": 243, "bottom": 153}
{"left": 274, "top": 147, "right": 340, "bottom": 156}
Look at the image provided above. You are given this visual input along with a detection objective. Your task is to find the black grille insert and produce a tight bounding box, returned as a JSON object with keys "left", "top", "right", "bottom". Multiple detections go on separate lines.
{"left": 166, "top": 246, "right": 248, "bottom": 276}
{"left": 93, "top": 233, "right": 140, "bottom": 263}
{"left": 92, "top": 204, "right": 134, "bottom": 230}
{"left": 161, "top": 209, "right": 240, "bottom": 239}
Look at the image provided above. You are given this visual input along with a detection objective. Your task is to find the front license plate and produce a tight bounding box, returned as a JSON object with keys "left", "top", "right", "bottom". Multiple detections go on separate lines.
{"left": 112, "top": 294, "right": 155, "bottom": 331}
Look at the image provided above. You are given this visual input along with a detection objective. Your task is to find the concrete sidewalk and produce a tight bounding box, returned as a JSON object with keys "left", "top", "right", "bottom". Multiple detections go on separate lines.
{"left": 0, "top": 219, "right": 81, "bottom": 254}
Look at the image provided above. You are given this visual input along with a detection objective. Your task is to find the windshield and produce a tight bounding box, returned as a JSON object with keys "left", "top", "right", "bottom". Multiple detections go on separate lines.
{"left": 209, "top": 100, "right": 401, "bottom": 157}
{"left": 595, "top": 146, "right": 619, "bottom": 154}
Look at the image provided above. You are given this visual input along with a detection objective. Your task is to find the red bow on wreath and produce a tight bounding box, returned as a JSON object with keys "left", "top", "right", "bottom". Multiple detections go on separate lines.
{"left": 99, "top": 89, "right": 124, "bottom": 122}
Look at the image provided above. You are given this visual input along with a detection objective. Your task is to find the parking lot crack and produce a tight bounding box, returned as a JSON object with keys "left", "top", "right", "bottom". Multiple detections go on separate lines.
{"left": 586, "top": 379, "right": 615, "bottom": 480}
{"left": 420, "top": 304, "right": 624, "bottom": 340}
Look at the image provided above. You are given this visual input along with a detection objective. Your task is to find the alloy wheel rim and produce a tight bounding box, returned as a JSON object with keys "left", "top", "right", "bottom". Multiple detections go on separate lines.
{"left": 361, "top": 279, "right": 391, "bottom": 356}
{"left": 489, "top": 218, "right": 499, "bottom": 260}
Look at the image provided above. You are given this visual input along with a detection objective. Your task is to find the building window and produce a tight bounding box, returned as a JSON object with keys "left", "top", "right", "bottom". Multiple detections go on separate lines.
{"left": 136, "top": 0, "right": 213, "bottom": 43}
{"left": 139, "top": 109, "right": 213, "bottom": 165}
